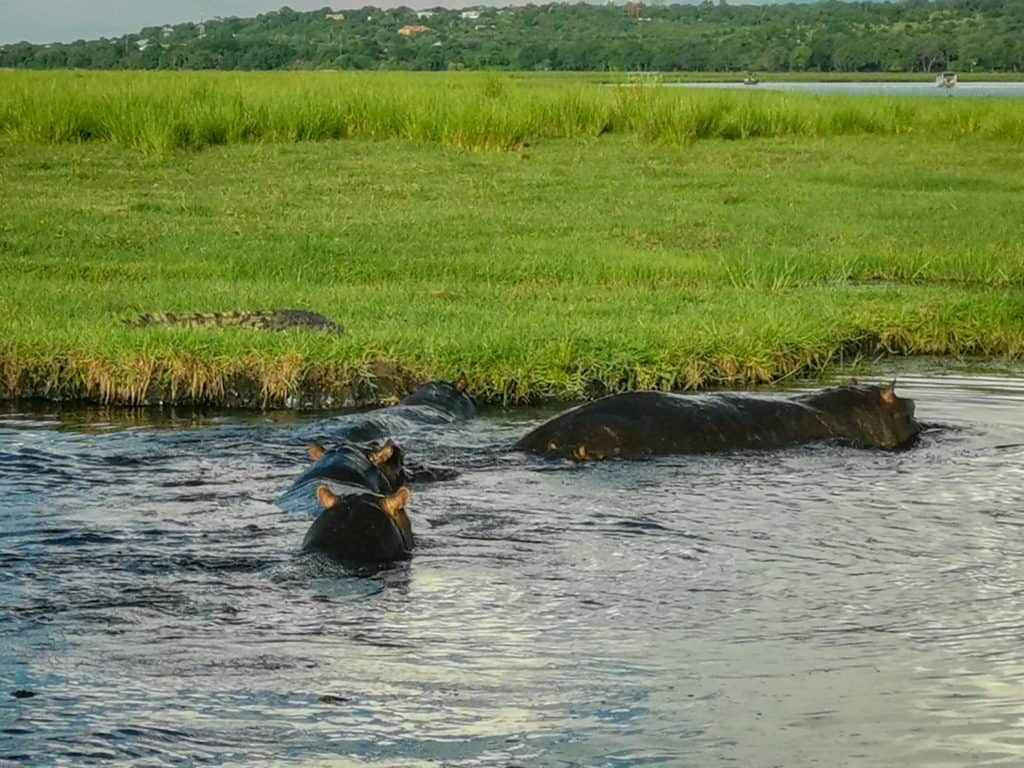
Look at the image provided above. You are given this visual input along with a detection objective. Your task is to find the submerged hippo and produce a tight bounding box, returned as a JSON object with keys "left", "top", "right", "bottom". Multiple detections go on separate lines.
{"left": 321, "top": 375, "right": 478, "bottom": 443}
{"left": 398, "top": 374, "right": 477, "bottom": 421}
{"left": 302, "top": 486, "right": 414, "bottom": 562}
{"left": 277, "top": 440, "right": 405, "bottom": 515}
{"left": 305, "top": 441, "right": 404, "bottom": 492}
{"left": 515, "top": 383, "right": 921, "bottom": 460}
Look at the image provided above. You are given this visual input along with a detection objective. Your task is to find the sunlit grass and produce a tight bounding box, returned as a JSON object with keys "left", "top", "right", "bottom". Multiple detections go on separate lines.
{"left": 1, "top": 93, "right": 1022, "bottom": 406}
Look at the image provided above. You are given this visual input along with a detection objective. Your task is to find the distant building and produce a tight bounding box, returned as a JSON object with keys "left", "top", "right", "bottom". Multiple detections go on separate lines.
{"left": 398, "top": 24, "right": 432, "bottom": 36}
{"left": 326, "top": 13, "right": 345, "bottom": 21}
{"left": 416, "top": 10, "right": 434, "bottom": 19}
{"left": 461, "top": 10, "right": 481, "bottom": 20}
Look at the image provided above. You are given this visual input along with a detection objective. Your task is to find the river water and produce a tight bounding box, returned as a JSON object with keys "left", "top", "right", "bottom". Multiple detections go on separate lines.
{"left": 2, "top": 373, "right": 1024, "bottom": 767}
{"left": 670, "top": 81, "right": 1024, "bottom": 98}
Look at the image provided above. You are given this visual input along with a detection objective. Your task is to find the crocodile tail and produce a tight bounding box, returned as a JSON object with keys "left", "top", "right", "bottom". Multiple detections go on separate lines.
{"left": 125, "top": 312, "right": 176, "bottom": 328}
{"left": 125, "top": 312, "right": 240, "bottom": 329}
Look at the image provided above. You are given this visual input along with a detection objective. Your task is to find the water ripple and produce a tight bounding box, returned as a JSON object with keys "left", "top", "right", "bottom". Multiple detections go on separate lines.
{"left": 3, "top": 373, "right": 1024, "bottom": 766}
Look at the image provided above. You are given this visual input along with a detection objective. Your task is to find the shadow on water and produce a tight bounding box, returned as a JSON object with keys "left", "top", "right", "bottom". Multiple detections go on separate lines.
{"left": 3, "top": 372, "right": 1024, "bottom": 766}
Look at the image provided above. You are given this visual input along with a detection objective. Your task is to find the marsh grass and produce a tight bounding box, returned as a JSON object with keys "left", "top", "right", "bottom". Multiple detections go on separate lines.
{"left": 3, "top": 71, "right": 1024, "bottom": 156}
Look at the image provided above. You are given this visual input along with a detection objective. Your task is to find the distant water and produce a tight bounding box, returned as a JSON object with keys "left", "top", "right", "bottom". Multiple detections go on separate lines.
{"left": 3, "top": 373, "right": 1024, "bottom": 766}
{"left": 669, "top": 81, "right": 1024, "bottom": 98}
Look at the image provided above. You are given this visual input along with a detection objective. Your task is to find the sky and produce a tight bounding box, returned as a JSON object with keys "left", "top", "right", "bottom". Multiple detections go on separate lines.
{"left": 0, "top": 1, "right": 430, "bottom": 44}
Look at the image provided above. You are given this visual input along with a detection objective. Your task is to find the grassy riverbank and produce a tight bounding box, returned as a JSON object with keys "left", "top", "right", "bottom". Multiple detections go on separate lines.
{"left": 1, "top": 73, "right": 1022, "bottom": 407}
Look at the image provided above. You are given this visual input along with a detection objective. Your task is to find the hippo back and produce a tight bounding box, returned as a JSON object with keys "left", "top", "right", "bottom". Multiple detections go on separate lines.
{"left": 313, "top": 379, "right": 477, "bottom": 443}
{"left": 399, "top": 379, "right": 477, "bottom": 421}
{"left": 516, "top": 391, "right": 838, "bottom": 458}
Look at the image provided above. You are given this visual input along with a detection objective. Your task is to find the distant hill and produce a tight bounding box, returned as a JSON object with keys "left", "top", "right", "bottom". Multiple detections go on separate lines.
{"left": 2, "top": 1, "right": 1023, "bottom": 73}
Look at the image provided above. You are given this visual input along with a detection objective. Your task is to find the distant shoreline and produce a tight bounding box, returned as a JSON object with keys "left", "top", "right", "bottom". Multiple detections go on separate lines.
{"left": 2, "top": 0, "right": 1022, "bottom": 76}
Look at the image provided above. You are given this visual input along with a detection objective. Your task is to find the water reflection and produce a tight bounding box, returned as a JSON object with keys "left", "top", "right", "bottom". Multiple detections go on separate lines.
{"left": 2, "top": 373, "right": 1024, "bottom": 765}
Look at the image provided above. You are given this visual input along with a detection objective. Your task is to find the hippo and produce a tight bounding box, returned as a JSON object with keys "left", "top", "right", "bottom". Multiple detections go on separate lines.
{"left": 304, "top": 440, "right": 404, "bottom": 493}
{"left": 515, "top": 383, "right": 921, "bottom": 460}
{"left": 397, "top": 374, "right": 477, "bottom": 421}
{"left": 302, "top": 486, "right": 414, "bottom": 562}
{"left": 325, "top": 375, "right": 478, "bottom": 443}
{"left": 277, "top": 440, "right": 405, "bottom": 516}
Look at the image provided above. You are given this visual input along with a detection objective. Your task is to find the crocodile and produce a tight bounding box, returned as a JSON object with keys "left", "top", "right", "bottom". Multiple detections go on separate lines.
{"left": 125, "top": 309, "right": 344, "bottom": 333}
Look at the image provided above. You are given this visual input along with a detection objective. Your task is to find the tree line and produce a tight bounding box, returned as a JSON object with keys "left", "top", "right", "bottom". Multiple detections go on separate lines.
{"left": 3, "top": 0, "right": 1024, "bottom": 73}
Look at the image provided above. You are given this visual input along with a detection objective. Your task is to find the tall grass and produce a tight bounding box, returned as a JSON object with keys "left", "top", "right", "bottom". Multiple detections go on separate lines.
{"left": 3, "top": 70, "right": 1024, "bottom": 154}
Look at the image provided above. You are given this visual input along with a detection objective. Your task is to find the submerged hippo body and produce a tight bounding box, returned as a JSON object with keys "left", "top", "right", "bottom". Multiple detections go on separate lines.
{"left": 277, "top": 441, "right": 404, "bottom": 516}
{"left": 324, "top": 376, "right": 478, "bottom": 443}
{"left": 515, "top": 384, "right": 920, "bottom": 460}
{"left": 302, "top": 486, "right": 414, "bottom": 563}
{"left": 398, "top": 377, "right": 477, "bottom": 421}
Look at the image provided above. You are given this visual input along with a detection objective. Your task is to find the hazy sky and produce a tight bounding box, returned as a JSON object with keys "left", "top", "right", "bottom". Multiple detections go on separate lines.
{"left": 0, "top": 1, "right": 432, "bottom": 44}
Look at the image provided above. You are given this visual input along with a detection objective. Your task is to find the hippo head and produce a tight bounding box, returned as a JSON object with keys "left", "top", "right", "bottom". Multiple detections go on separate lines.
{"left": 308, "top": 439, "right": 406, "bottom": 492}
{"left": 399, "top": 374, "right": 477, "bottom": 419}
{"left": 303, "top": 486, "right": 414, "bottom": 562}
{"left": 808, "top": 383, "right": 921, "bottom": 449}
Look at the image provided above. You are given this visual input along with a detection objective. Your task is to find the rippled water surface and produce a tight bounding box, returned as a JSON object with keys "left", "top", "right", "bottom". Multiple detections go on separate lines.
{"left": 3, "top": 374, "right": 1024, "bottom": 767}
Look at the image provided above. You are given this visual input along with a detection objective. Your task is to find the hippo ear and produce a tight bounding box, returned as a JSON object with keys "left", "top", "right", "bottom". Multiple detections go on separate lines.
{"left": 369, "top": 442, "right": 395, "bottom": 467}
{"left": 316, "top": 485, "right": 340, "bottom": 509}
{"left": 880, "top": 384, "right": 897, "bottom": 406}
{"left": 574, "top": 445, "right": 588, "bottom": 461}
{"left": 847, "top": 377, "right": 859, "bottom": 386}
{"left": 380, "top": 487, "right": 412, "bottom": 519}
{"left": 455, "top": 373, "right": 469, "bottom": 393}
{"left": 308, "top": 443, "right": 326, "bottom": 461}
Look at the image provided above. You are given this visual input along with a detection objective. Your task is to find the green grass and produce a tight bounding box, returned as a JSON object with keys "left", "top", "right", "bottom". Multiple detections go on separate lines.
{"left": 3, "top": 71, "right": 1024, "bottom": 156}
{"left": 1, "top": 104, "right": 1022, "bottom": 406}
